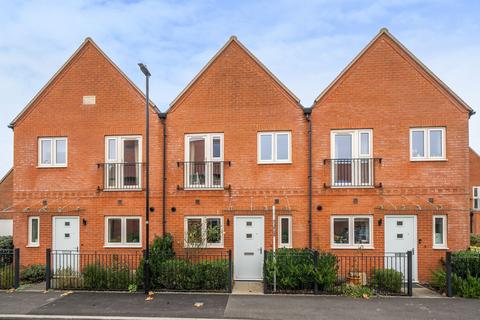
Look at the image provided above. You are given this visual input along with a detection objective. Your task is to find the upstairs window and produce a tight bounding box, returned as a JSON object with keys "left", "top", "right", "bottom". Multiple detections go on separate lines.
{"left": 38, "top": 137, "right": 67, "bottom": 167}
{"left": 410, "top": 128, "right": 446, "bottom": 161}
{"left": 473, "top": 187, "right": 480, "bottom": 210}
{"left": 104, "top": 136, "right": 142, "bottom": 190}
{"left": 258, "top": 131, "right": 292, "bottom": 164}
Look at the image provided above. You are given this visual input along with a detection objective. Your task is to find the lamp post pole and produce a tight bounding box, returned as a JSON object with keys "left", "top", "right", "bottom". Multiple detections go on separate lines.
{"left": 138, "top": 63, "right": 151, "bottom": 294}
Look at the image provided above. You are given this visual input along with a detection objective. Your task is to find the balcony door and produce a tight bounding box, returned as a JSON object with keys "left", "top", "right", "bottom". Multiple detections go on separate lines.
{"left": 185, "top": 133, "right": 223, "bottom": 189}
{"left": 331, "top": 130, "right": 372, "bottom": 187}
{"left": 105, "top": 136, "right": 142, "bottom": 190}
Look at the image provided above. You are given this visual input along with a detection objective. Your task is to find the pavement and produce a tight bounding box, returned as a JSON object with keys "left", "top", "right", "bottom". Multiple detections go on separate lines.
{"left": 0, "top": 291, "right": 479, "bottom": 320}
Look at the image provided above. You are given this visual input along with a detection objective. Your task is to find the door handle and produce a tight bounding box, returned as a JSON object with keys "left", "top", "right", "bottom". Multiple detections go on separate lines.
{"left": 259, "top": 247, "right": 263, "bottom": 254}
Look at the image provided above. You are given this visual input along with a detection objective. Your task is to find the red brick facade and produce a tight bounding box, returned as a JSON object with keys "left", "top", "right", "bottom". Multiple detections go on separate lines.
{"left": 470, "top": 148, "right": 480, "bottom": 234}
{"left": 9, "top": 29, "right": 474, "bottom": 282}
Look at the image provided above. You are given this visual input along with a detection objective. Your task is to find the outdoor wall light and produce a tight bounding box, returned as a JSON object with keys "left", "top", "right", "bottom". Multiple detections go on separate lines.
{"left": 226, "top": 218, "right": 230, "bottom": 226}
{"left": 82, "top": 218, "right": 87, "bottom": 226}
{"left": 378, "top": 218, "right": 382, "bottom": 226}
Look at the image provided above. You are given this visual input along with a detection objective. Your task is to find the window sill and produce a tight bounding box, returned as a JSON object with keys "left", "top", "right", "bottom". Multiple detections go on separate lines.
{"left": 37, "top": 165, "right": 68, "bottom": 168}
{"left": 103, "top": 188, "right": 143, "bottom": 192}
{"left": 104, "top": 244, "right": 142, "bottom": 248}
{"left": 183, "top": 187, "right": 225, "bottom": 191}
{"left": 433, "top": 246, "right": 449, "bottom": 250}
{"left": 26, "top": 244, "right": 40, "bottom": 248}
{"left": 331, "top": 185, "right": 375, "bottom": 189}
{"left": 184, "top": 245, "right": 224, "bottom": 249}
{"left": 410, "top": 158, "right": 447, "bottom": 162}
{"left": 257, "top": 161, "right": 292, "bottom": 165}
{"left": 331, "top": 245, "right": 374, "bottom": 250}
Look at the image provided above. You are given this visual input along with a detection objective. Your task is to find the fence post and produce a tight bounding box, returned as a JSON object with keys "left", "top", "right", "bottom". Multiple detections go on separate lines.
{"left": 263, "top": 250, "right": 268, "bottom": 294}
{"left": 313, "top": 250, "right": 319, "bottom": 295}
{"left": 228, "top": 250, "right": 233, "bottom": 293}
{"left": 446, "top": 251, "right": 452, "bottom": 297}
{"left": 45, "top": 249, "right": 51, "bottom": 291}
{"left": 14, "top": 248, "right": 20, "bottom": 289}
{"left": 407, "top": 250, "right": 413, "bottom": 296}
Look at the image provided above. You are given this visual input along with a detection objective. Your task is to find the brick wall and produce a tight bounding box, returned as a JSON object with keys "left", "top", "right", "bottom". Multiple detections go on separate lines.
{"left": 470, "top": 148, "right": 480, "bottom": 234}
{"left": 0, "top": 169, "right": 13, "bottom": 220}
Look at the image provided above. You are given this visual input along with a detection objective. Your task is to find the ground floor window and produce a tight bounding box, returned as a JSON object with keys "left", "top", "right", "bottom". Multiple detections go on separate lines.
{"left": 104, "top": 216, "right": 141, "bottom": 247}
{"left": 433, "top": 215, "right": 447, "bottom": 248}
{"left": 278, "top": 216, "right": 292, "bottom": 248}
{"left": 184, "top": 216, "right": 223, "bottom": 248}
{"left": 331, "top": 215, "right": 373, "bottom": 249}
{"left": 28, "top": 216, "right": 40, "bottom": 247}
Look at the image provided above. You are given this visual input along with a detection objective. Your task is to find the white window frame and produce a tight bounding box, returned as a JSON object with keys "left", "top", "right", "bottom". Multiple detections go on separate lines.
{"left": 433, "top": 215, "right": 448, "bottom": 249}
{"left": 38, "top": 137, "right": 68, "bottom": 167}
{"left": 184, "top": 216, "right": 224, "bottom": 248}
{"left": 104, "top": 216, "right": 142, "bottom": 248}
{"left": 330, "top": 215, "right": 373, "bottom": 249}
{"left": 330, "top": 129, "right": 373, "bottom": 187}
{"left": 278, "top": 216, "right": 292, "bottom": 248}
{"left": 257, "top": 131, "right": 292, "bottom": 164}
{"left": 28, "top": 216, "right": 40, "bottom": 247}
{"left": 184, "top": 133, "right": 224, "bottom": 189}
{"left": 410, "top": 127, "right": 446, "bottom": 161}
{"left": 473, "top": 187, "right": 480, "bottom": 211}
{"left": 104, "top": 136, "right": 143, "bottom": 190}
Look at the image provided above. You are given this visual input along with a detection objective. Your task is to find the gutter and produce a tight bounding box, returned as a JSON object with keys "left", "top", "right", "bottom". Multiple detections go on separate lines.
{"left": 159, "top": 112, "right": 167, "bottom": 235}
{"left": 303, "top": 107, "right": 313, "bottom": 249}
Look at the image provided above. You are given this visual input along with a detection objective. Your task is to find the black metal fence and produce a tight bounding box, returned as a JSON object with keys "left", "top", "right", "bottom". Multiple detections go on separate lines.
{"left": 264, "top": 249, "right": 412, "bottom": 296}
{"left": 177, "top": 161, "right": 230, "bottom": 189}
{"left": 98, "top": 162, "right": 144, "bottom": 190}
{"left": 0, "top": 248, "right": 19, "bottom": 289}
{"left": 147, "top": 251, "right": 232, "bottom": 293}
{"left": 445, "top": 251, "right": 480, "bottom": 297}
{"left": 323, "top": 158, "right": 381, "bottom": 188}
{"left": 47, "top": 249, "right": 142, "bottom": 291}
{"left": 46, "top": 249, "right": 232, "bottom": 293}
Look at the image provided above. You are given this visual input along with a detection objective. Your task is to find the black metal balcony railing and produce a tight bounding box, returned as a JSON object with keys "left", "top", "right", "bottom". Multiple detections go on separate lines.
{"left": 323, "top": 158, "right": 381, "bottom": 188}
{"left": 98, "top": 163, "right": 144, "bottom": 190}
{"left": 177, "top": 161, "right": 231, "bottom": 190}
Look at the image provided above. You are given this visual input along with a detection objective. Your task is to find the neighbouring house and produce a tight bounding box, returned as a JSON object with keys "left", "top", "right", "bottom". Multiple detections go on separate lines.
{"left": 0, "top": 168, "right": 13, "bottom": 236}
{"left": 8, "top": 28, "right": 475, "bottom": 283}
{"left": 470, "top": 148, "right": 480, "bottom": 235}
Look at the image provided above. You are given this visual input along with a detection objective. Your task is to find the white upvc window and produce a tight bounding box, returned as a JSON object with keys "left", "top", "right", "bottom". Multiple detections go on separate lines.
{"left": 104, "top": 216, "right": 141, "bottom": 247}
{"left": 104, "top": 136, "right": 142, "bottom": 190}
{"left": 38, "top": 137, "right": 68, "bottom": 167}
{"left": 331, "top": 215, "right": 373, "bottom": 249}
{"left": 473, "top": 187, "right": 480, "bottom": 211}
{"left": 433, "top": 215, "right": 447, "bottom": 249}
{"left": 28, "top": 216, "right": 40, "bottom": 247}
{"left": 184, "top": 133, "right": 224, "bottom": 189}
{"left": 410, "top": 127, "right": 446, "bottom": 161}
{"left": 278, "top": 216, "right": 292, "bottom": 248}
{"left": 257, "top": 131, "right": 292, "bottom": 164}
{"left": 184, "top": 216, "right": 224, "bottom": 248}
{"left": 330, "top": 129, "right": 373, "bottom": 187}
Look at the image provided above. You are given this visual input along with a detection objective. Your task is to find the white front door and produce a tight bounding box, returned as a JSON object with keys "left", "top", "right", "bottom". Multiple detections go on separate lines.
{"left": 234, "top": 216, "right": 264, "bottom": 280}
{"left": 384, "top": 215, "right": 418, "bottom": 282}
{"left": 53, "top": 216, "right": 80, "bottom": 272}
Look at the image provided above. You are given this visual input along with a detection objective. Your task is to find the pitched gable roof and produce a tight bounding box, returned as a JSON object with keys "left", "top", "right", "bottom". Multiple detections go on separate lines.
{"left": 313, "top": 28, "right": 475, "bottom": 117}
{"left": 0, "top": 168, "right": 13, "bottom": 186}
{"left": 9, "top": 38, "right": 159, "bottom": 128}
{"left": 167, "top": 36, "right": 302, "bottom": 113}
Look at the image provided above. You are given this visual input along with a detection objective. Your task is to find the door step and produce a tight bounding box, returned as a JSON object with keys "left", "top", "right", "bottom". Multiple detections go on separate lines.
{"left": 232, "top": 281, "right": 264, "bottom": 295}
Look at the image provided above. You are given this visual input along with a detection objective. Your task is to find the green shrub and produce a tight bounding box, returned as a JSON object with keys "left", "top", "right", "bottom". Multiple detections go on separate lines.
{"left": 342, "top": 285, "right": 373, "bottom": 298}
{"left": 452, "top": 273, "right": 480, "bottom": 298}
{"left": 137, "top": 234, "right": 175, "bottom": 288}
{"left": 452, "top": 251, "right": 480, "bottom": 278}
{"left": 430, "top": 269, "right": 446, "bottom": 293}
{"left": 53, "top": 268, "right": 84, "bottom": 290}
{"left": 20, "top": 264, "right": 46, "bottom": 283}
{"left": 0, "top": 236, "right": 13, "bottom": 266}
{"left": 264, "top": 248, "right": 337, "bottom": 292}
{"left": 0, "top": 236, "right": 13, "bottom": 250}
{"left": 83, "top": 263, "right": 131, "bottom": 290}
{"left": 370, "top": 269, "right": 403, "bottom": 293}
{"left": 471, "top": 234, "right": 480, "bottom": 247}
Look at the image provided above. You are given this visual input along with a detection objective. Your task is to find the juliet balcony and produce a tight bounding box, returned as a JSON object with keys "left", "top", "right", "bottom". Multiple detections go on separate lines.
{"left": 177, "top": 161, "right": 231, "bottom": 190}
{"left": 97, "top": 162, "right": 144, "bottom": 191}
{"left": 323, "top": 158, "right": 382, "bottom": 188}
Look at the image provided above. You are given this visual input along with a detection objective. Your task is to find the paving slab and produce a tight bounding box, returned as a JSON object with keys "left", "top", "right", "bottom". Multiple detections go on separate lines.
{"left": 0, "top": 291, "right": 62, "bottom": 314}
{"left": 232, "top": 281, "right": 263, "bottom": 295}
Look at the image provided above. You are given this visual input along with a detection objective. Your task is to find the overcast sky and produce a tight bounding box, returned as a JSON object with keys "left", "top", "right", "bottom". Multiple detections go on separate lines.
{"left": 1, "top": 0, "right": 479, "bottom": 178}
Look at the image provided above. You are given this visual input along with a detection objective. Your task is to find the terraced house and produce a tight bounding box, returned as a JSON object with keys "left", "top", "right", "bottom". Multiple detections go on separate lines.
{"left": 7, "top": 28, "right": 475, "bottom": 283}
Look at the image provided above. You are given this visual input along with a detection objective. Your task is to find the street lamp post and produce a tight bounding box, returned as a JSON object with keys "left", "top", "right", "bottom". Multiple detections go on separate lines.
{"left": 138, "top": 63, "right": 151, "bottom": 294}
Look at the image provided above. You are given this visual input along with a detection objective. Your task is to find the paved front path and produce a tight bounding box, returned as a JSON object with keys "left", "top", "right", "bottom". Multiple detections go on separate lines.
{"left": 0, "top": 291, "right": 479, "bottom": 320}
